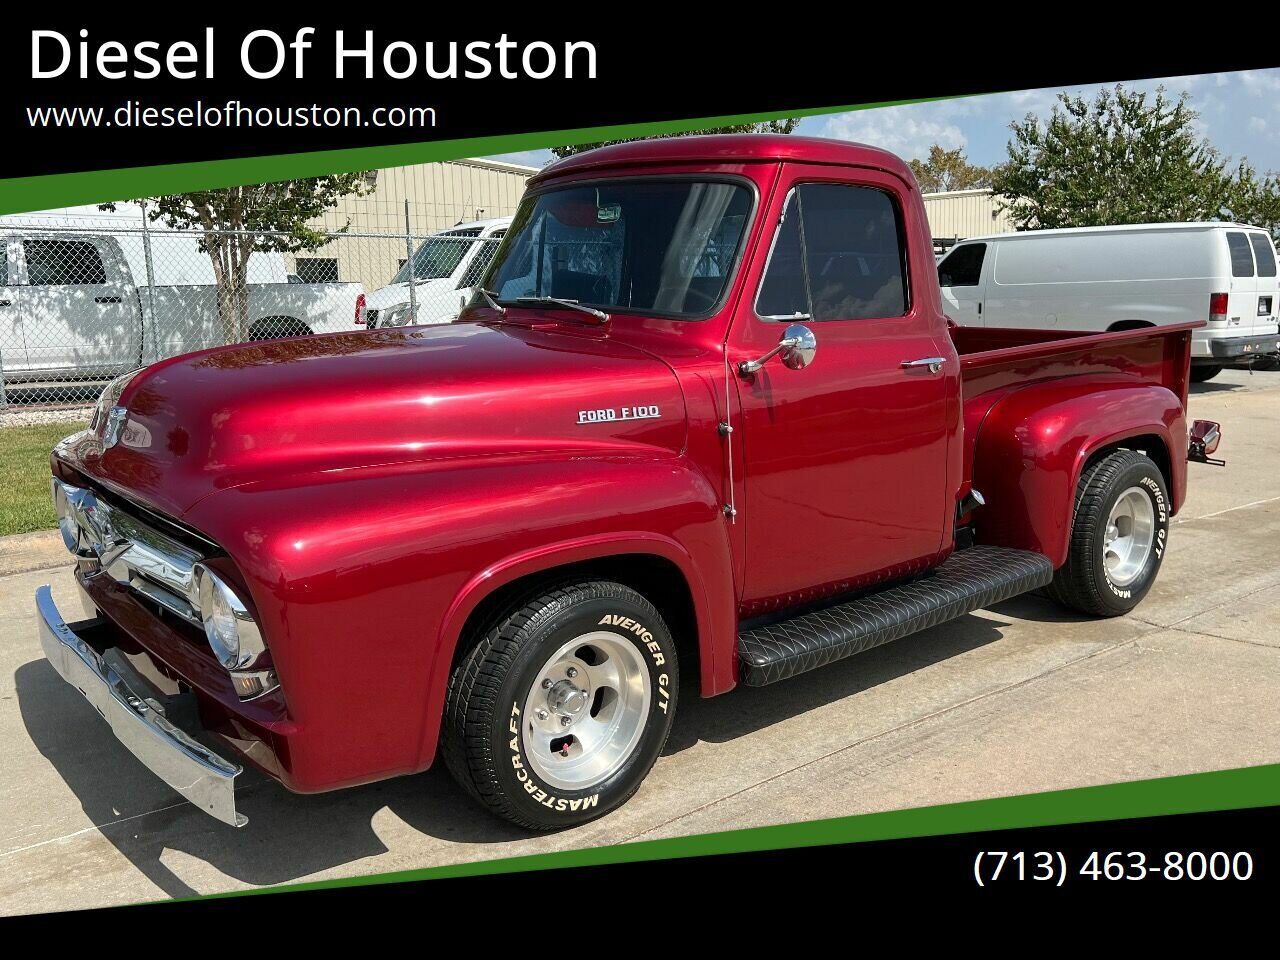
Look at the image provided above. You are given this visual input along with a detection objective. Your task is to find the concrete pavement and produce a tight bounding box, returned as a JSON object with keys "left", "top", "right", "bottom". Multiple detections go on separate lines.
{"left": 3, "top": 368, "right": 1279, "bottom": 914}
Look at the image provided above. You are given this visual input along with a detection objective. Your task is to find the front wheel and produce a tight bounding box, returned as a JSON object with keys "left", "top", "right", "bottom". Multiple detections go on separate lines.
{"left": 443, "top": 581, "right": 678, "bottom": 830}
{"left": 1046, "top": 450, "right": 1170, "bottom": 617}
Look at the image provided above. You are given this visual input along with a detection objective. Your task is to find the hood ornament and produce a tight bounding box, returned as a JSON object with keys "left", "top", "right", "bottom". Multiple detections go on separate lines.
{"left": 101, "top": 407, "right": 129, "bottom": 449}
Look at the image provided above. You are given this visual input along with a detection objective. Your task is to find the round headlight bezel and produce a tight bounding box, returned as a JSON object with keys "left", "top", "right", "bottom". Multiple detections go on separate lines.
{"left": 193, "top": 564, "right": 265, "bottom": 671}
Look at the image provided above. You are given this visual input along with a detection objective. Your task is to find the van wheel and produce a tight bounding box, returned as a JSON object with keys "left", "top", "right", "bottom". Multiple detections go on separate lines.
{"left": 248, "top": 317, "right": 311, "bottom": 341}
{"left": 442, "top": 581, "right": 678, "bottom": 830}
{"left": 1190, "top": 365, "right": 1223, "bottom": 383}
{"left": 1046, "top": 450, "right": 1170, "bottom": 617}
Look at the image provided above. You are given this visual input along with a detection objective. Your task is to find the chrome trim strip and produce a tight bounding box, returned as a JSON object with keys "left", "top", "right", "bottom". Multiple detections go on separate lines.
{"left": 36, "top": 585, "right": 246, "bottom": 827}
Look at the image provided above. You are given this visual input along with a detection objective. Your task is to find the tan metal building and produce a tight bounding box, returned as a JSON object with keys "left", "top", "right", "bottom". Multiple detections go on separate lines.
{"left": 289, "top": 157, "right": 539, "bottom": 291}
{"left": 921, "top": 188, "right": 1013, "bottom": 242}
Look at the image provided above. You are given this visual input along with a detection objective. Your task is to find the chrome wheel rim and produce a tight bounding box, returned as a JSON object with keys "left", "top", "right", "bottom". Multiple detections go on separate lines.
{"left": 1103, "top": 486, "right": 1156, "bottom": 587}
{"left": 521, "top": 631, "right": 651, "bottom": 791}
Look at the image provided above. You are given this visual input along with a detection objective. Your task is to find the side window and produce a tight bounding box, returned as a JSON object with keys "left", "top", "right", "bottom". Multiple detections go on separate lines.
{"left": 1249, "top": 233, "right": 1277, "bottom": 278}
{"left": 1227, "top": 231, "right": 1256, "bottom": 278}
{"left": 938, "top": 243, "right": 986, "bottom": 287}
{"left": 24, "top": 239, "right": 108, "bottom": 286}
{"left": 799, "top": 183, "right": 908, "bottom": 321}
{"left": 755, "top": 183, "right": 909, "bottom": 321}
{"left": 294, "top": 257, "right": 339, "bottom": 283}
{"left": 458, "top": 238, "right": 500, "bottom": 289}
{"left": 755, "top": 192, "right": 809, "bottom": 319}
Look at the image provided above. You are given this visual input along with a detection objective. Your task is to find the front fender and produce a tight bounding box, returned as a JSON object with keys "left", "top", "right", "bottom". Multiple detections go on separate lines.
{"left": 184, "top": 452, "right": 733, "bottom": 789}
{"left": 971, "top": 380, "right": 1187, "bottom": 568}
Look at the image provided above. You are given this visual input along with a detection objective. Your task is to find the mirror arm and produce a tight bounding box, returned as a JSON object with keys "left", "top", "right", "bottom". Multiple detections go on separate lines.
{"left": 738, "top": 338, "right": 801, "bottom": 376}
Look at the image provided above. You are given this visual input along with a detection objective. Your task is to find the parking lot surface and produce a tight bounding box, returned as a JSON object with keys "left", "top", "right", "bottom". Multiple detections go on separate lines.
{"left": 2, "top": 368, "right": 1279, "bottom": 913}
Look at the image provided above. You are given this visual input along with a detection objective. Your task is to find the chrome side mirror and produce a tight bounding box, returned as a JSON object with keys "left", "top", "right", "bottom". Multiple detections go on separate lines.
{"left": 738, "top": 323, "right": 818, "bottom": 376}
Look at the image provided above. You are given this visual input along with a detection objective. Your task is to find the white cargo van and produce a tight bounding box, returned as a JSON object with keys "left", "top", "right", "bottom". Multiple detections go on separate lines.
{"left": 937, "top": 222, "right": 1280, "bottom": 381}
{"left": 359, "top": 217, "right": 510, "bottom": 329}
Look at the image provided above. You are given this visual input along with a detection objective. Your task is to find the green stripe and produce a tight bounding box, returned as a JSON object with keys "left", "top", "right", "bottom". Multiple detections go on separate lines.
{"left": 174, "top": 761, "right": 1279, "bottom": 904}
{"left": 0, "top": 96, "right": 967, "bottom": 215}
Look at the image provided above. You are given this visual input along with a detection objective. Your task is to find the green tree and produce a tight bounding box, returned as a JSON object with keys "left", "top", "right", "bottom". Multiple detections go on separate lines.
{"left": 549, "top": 118, "right": 800, "bottom": 159}
{"left": 991, "top": 86, "right": 1238, "bottom": 230}
{"left": 1226, "top": 161, "right": 1280, "bottom": 240}
{"left": 908, "top": 145, "right": 992, "bottom": 193}
{"left": 103, "top": 175, "right": 371, "bottom": 343}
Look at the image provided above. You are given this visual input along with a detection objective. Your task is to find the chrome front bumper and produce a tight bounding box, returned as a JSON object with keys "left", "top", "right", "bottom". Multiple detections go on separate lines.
{"left": 35, "top": 585, "right": 246, "bottom": 827}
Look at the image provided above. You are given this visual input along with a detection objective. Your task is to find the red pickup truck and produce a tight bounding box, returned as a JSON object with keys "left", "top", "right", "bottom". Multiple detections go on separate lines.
{"left": 39, "top": 135, "right": 1221, "bottom": 830}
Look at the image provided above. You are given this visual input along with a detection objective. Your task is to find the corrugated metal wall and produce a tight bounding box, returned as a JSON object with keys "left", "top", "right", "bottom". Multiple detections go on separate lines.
{"left": 921, "top": 189, "right": 1013, "bottom": 241}
{"left": 292, "top": 157, "right": 537, "bottom": 291}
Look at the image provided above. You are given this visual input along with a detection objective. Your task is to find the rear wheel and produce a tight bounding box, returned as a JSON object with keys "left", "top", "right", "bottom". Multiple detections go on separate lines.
{"left": 1190, "top": 364, "right": 1223, "bottom": 383}
{"left": 1046, "top": 450, "right": 1170, "bottom": 617}
{"left": 443, "top": 580, "right": 678, "bottom": 830}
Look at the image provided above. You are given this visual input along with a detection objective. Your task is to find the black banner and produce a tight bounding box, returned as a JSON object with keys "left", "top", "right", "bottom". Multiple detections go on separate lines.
{"left": 6, "top": 13, "right": 1279, "bottom": 177}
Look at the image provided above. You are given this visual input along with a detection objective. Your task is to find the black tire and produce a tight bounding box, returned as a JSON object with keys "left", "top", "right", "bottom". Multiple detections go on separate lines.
{"left": 1046, "top": 450, "right": 1170, "bottom": 617}
{"left": 1190, "top": 365, "right": 1223, "bottom": 383}
{"left": 442, "top": 580, "right": 678, "bottom": 830}
{"left": 248, "top": 317, "right": 311, "bottom": 341}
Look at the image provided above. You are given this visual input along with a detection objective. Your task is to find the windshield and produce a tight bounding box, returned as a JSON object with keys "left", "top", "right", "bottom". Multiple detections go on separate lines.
{"left": 393, "top": 230, "right": 481, "bottom": 283}
{"left": 485, "top": 179, "right": 753, "bottom": 318}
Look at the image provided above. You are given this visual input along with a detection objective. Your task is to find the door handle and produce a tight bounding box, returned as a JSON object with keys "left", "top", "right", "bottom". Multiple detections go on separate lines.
{"left": 0, "top": 298, "right": 11, "bottom": 307}
{"left": 902, "top": 357, "right": 946, "bottom": 374}
{"left": 95, "top": 295, "right": 123, "bottom": 304}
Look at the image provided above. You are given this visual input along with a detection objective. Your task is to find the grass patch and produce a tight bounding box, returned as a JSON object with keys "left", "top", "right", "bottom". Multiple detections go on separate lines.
{"left": 0, "top": 422, "right": 85, "bottom": 536}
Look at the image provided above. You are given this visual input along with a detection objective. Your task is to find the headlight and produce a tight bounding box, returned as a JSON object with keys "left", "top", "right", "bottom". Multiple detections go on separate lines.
{"left": 194, "top": 564, "right": 265, "bottom": 671}
{"left": 52, "top": 479, "right": 80, "bottom": 553}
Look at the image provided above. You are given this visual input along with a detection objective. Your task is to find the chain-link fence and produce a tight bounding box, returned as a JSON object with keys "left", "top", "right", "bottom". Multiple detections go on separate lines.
{"left": 0, "top": 219, "right": 505, "bottom": 408}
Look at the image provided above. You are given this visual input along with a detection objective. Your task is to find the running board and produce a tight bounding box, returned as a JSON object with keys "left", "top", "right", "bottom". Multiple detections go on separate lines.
{"left": 737, "top": 545, "right": 1054, "bottom": 687}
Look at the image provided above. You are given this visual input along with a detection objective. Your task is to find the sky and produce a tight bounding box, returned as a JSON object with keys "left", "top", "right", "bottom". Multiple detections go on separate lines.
{"left": 486, "top": 68, "right": 1280, "bottom": 174}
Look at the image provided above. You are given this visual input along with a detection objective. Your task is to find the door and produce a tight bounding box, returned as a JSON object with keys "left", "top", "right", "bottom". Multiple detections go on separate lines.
{"left": 1247, "top": 232, "right": 1279, "bottom": 336}
{"left": 0, "top": 238, "right": 25, "bottom": 376}
{"left": 16, "top": 236, "right": 140, "bottom": 377}
{"left": 938, "top": 242, "right": 987, "bottom": 326}
{"left": 733, "top": 168, "right": 953, "bottom": 610}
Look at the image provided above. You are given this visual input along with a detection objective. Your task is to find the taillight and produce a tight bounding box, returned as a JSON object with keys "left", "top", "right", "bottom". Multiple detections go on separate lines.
{"left": 354, "top": 293, "right": 367, "bottom": 325}
{"left": 1209, "top": 292, "right": 1229, "bottom": 321}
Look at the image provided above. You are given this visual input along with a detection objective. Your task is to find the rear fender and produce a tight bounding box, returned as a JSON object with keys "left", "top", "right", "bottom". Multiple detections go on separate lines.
{"left": 971, "top": 381, "right": 1187, "bottom": 568}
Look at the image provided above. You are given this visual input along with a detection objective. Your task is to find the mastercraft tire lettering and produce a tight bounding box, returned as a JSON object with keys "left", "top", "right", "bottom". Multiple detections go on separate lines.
{"left": 443, "top": 581, "right": 679, "bottom": 830}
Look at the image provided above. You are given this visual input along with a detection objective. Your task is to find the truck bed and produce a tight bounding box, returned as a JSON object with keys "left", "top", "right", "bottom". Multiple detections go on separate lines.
{"left": 953, "top": 321, "right": 1201, "bottom": 402}
{"left": 952, "top": 321, "right": 1201, "bottom": 510}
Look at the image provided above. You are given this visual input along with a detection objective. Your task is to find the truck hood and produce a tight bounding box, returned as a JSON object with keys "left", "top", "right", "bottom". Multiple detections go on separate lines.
{"left": 58, "top": 323, "right": 687, "bottom": 522}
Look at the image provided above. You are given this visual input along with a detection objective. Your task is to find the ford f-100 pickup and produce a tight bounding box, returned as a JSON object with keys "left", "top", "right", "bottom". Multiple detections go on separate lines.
{"left": 38, "top": 135, "right": 1222, "bottom": 830}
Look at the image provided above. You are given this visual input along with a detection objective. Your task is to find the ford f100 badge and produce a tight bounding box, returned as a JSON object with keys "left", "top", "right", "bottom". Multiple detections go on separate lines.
{"left": 577, "top": 406, "right": 661, "bottom": 425}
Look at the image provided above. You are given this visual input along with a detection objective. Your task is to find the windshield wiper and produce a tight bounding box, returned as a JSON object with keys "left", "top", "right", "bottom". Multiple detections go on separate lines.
{"left": 477, "top": 288, "right": 507, "bottom": 317}
{"left": 515, "top": 296, "right": 610, "bottom": 325}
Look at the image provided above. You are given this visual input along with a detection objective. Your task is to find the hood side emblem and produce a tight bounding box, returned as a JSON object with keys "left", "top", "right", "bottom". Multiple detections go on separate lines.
{"left": 577, "top": 405, "right": 661, "bottom": 425}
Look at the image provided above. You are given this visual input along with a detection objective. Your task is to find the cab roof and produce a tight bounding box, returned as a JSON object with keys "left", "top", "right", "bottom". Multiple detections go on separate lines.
{"left": 531, "top": 134, "right": 913, "bottom": 185}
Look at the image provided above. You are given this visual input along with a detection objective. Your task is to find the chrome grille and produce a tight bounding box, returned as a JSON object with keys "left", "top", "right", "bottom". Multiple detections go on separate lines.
{"left": 54, "top": 479, "right": 203, "bottom": 624}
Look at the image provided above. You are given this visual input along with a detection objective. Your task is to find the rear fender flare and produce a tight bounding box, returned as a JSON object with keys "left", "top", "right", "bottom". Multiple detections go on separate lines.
{"left": 972, "top": 382, "right": 1186, "bottom": 568}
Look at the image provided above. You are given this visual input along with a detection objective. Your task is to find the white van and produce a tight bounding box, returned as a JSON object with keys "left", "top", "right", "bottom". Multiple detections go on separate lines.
{"left": 937, "top": 222, "right": 1280, "bottom": 381}
{"left": 360, "top": 217, "right": 511, "bottom": 328}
